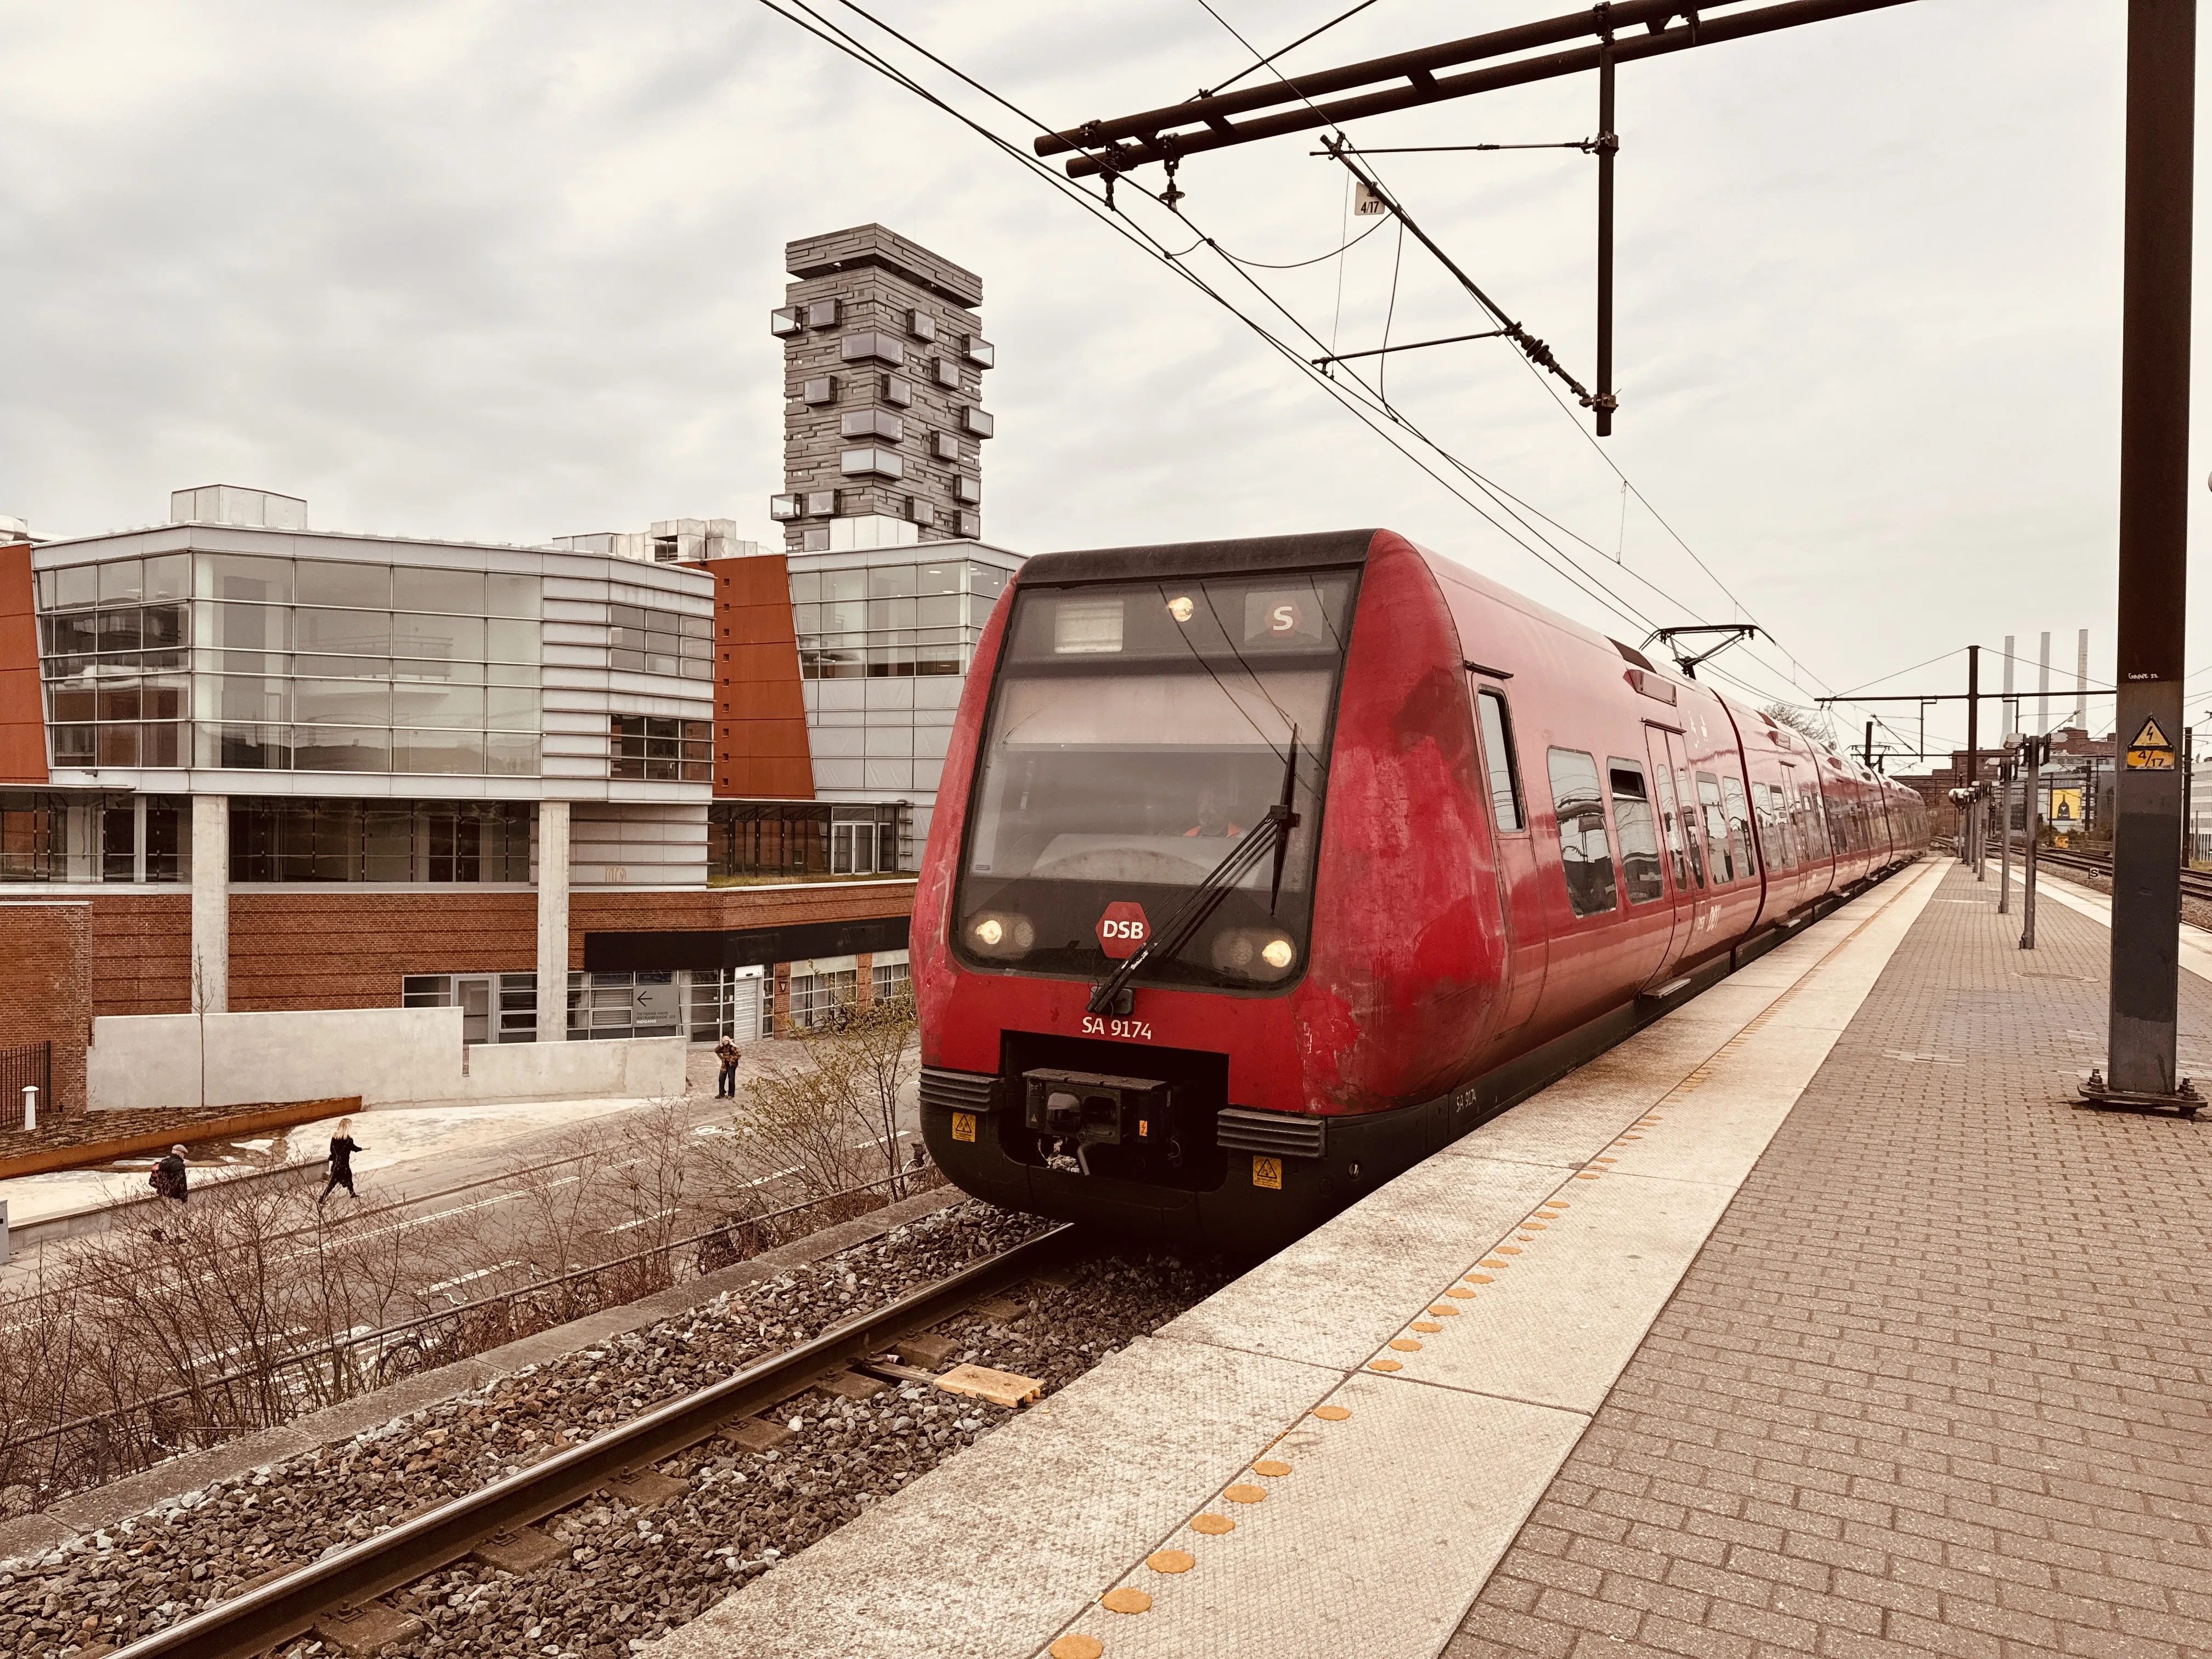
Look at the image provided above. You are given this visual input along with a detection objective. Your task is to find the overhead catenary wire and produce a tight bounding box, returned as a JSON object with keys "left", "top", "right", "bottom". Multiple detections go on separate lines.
{"left": 1178, "top": 2, "right": 1859, "bottom": 716}
{"left": 769, "top": 0, "right": 1903, "bottom": 747}
{"left": 1195, "top": 0, "right": 1390, "bottom": 99}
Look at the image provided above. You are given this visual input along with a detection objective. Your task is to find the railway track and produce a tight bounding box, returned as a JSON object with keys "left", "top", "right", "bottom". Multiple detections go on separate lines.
{"left": 108, "top": 1225, "right": 1076, "bottom": 1659}
{"left": 1956, "top": 838, "right": 2212, "bottom": 904}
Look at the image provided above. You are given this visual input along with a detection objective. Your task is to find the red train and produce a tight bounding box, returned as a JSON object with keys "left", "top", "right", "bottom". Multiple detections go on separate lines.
{"left": 914, "top": 529, "right": 1928, "bottom": 1246}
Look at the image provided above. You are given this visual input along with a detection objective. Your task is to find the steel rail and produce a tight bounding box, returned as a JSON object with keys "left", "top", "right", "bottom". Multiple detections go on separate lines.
{"left": 108, "top": 1224, "right": 1075, "bottom": 1659}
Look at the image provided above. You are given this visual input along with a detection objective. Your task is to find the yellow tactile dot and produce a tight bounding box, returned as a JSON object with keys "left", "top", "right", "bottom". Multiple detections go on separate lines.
{"left": 1389, "top": 1338, "right": 1422, "bottom": 1352}
{"left": 1444, "top": 1286, "right": 1475, "bottom": 1299}
{"left": 1547, "top": 1200, "right": 1571, "bottom": 1208}
{"left": 1368, "top": 1358, "right": 1403, "bottom": 1372}
{"left": 1102, "top": 1587, "right": 1152, "bottom": 1615}
{"left": 1497, "top": 1245, "right": 1522, "bottom": 1254}
{"left": 1224, "top": 1483, "right": 1268, "bottom": 1504}
{"left": 1594, "top": 1156, "right": 1616, "bottom": 1164}
{"left": 1314, "top": 1405, "right": 1351, "bottom": 1421}
{"left": 1464, "top": 1273, "right": 1493, "bottom": 1284}
{"left": 1252, "top": 1459, "right": 1292, "bottom": 1477}
{"left": 1427, "top": 1304, "right": 1459, "bottom": 1317}
{"left": 1148, "top": 1549, "right": 1195, "bottom": 1574}
{"left": 1411, "top": 1319, "right": 1442, "bottom": 1333}
{"left": 1480, "top": 1257, "right": 1508, "bottom": 1268}
{"left": 1522, "top": 1222, "right": 1547, "bottom": 1230}
{"left": 1575, "top": 1172, "right": 1601, "bottom": 1180}
{"left": 1618, "top": 1133, "right": 1642, "bottom": 1140}
{"left": 1191, "top": 1512, "right": 1236, "bottom": 1534}
{"left": 1051, "top": 1637, "right": 1103, "bottom": 1659}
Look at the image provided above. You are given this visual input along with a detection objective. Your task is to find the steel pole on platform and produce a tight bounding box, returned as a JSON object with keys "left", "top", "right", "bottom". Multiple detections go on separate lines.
{"left": 2022, "top": 737, "right": 2041, "bottom": 950}
{"left": 2097, "top": 0, "right": 2197, "bottom": 1109}
{"left": 1966, "top": 645, "right": 1983, "bottom": 877}
{"left": 1999, "top": 755, "right": 2015, "bottom": 915}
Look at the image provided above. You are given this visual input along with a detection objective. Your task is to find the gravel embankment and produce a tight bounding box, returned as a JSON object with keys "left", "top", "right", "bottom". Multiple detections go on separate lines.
{"left": 0, "top": 1200, "right": 1234, "bottom": 1658}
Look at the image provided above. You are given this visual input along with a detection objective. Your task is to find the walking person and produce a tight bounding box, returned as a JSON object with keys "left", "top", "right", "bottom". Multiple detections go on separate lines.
{"left": 150, "top": 1144, "right": 189, "bottom": 1206}
{"left": 714, "top": 1035, "right": 742, "bottom": 1099}
{"left": 319, "top": 1118, "right": 365, "bottom": 1204}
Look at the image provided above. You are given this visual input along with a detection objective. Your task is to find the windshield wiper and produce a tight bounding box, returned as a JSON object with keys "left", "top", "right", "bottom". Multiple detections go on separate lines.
{"left": 1087, "top": 730, "right": 1301, "bottom": 1017}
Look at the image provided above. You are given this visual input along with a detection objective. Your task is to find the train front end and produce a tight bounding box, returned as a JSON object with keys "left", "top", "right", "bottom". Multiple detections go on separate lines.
{"left": 913, "top": 530, "right": 1502, "bottom": 1249}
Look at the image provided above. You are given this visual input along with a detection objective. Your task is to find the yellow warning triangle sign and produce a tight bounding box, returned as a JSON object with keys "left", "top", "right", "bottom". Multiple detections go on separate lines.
{"left": 2130, "top": 716, "right": 2173, "bottom": 749}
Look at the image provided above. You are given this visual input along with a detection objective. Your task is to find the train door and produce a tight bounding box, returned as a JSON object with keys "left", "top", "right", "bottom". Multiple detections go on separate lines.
{"left": 1472, "top": 681, "right": 1547, "bottom": 1035}
{"left": 1641, "top": 724, "right": 1695, "bottom": 984}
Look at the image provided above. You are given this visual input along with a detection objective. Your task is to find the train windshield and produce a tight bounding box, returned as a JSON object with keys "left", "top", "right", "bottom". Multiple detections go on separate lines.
{"left": 955, "top": 569, "right": 1358, "bottom": 992}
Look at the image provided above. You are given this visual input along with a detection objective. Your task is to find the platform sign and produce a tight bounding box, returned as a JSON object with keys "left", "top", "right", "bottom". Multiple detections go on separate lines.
{"left": 2050, "top": 786, "right": 2084, "bottom": 829}
{"left": 1353, "top": 180, "right": 1389, "bottom": 216}
{"left": 2125, "top": 715, "right": 2176, "bottom": 770}
{"left": 1096, "top": 901, "right": 1149, "bottom": 959}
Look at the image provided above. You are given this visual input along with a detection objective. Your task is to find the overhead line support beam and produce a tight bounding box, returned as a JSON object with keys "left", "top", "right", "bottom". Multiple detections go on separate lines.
{"left": 1048, "top": 0, "right": 1918, "bottom": 178}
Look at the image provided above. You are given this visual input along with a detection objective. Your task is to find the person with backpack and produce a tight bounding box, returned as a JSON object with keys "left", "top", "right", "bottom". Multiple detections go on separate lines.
{"left": 319, "top": 1118, "right": 365, "bottom": 1204}
{"left": 150, "top": 1145, "right": 189, "bottom": 1205}
{"left": 714, "top": 1035, "right": 742, "bottom": 1099}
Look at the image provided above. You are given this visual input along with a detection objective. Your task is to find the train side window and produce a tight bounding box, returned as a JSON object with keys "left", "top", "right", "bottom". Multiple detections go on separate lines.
{"left": 1606, "top": 759, "right": 1666, "bottom": 904}
{"left": 1696, "top": 771, "right": 1737, "bottom": 883}
{"left": 1475, "top": 689, "right": 1525, "bottom": 832}
{"left": 1547, "top": 748, "right": 1618, "bottom": 917}
{"left": 1720, "top": 775, "right": 1757, "bottom": 877}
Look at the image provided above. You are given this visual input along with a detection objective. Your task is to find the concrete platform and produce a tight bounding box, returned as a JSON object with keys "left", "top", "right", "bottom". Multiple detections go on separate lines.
{"left": 646, "top": 860, "right": 1951, "bottom": 1659}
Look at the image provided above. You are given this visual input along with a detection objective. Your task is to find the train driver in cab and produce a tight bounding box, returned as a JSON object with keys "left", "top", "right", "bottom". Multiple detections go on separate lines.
{"left": 1182, "top": 786, "right": 1244, "bottom": 839}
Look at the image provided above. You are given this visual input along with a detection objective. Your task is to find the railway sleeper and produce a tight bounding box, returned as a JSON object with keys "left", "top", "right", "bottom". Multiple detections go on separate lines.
{"left": 311, "top": 1600, "right": 424, "bottom": 1657}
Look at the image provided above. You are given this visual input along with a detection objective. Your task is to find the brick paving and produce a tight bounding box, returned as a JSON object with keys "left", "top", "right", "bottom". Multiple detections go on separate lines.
{"left": 1448, "top": 860, "right": 2212, "bottom": 1659}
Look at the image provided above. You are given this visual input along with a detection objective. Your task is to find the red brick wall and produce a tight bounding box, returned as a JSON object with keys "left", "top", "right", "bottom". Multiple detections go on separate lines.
{"left": 83, "top": 882, "right": 912, "bottom": 1018}
{"left": 228, "top": 890, "right": 537, "bottom": 1011}
{"left": 0, "top": 901, "right": 91, "bottom": 1114}
{"left": 0, "top": 545, "right": 47, "bottom": 784}
{"left": 567, "top": 879, "right": 914, "bottom": 966}
{"left": 91, "top": 892, "right": 191, "bottom": 1018}
{"left": 712, "top": 555, "right": 815, "bottom": 800}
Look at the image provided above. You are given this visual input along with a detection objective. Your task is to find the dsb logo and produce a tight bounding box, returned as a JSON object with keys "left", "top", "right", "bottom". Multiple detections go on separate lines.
{"left": 1096, "top": 901, "right": 1149, "bottom": 959}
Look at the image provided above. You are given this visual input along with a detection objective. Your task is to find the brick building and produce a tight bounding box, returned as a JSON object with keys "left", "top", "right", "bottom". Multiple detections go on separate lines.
{"left": 0, "top": 224, "right": 1025, "bottom": 1108}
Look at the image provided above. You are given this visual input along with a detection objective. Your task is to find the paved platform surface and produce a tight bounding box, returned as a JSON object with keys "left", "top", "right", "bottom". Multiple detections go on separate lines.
{"left": 646, "top": 860, "right": 1959, "bottom": 1659}
{"left": 1450, "top": 857, "right": 2212, "bottom": 1659}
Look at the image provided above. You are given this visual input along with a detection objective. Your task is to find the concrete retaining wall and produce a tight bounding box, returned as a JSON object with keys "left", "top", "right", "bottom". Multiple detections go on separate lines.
{"left": 87, "top": 1008, "right": 685, "bottom": 1110}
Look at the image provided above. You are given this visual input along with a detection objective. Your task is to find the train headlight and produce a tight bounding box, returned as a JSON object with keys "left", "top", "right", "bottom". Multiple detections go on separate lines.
{"left": 967, "top": 913, "right": 1034, "bottom": 958}
{"left": 1211, "top": 928, "right": 1299, "bottom": 982}
{"left": 1167, "top": 595, "right": 1195, "bottom": 623}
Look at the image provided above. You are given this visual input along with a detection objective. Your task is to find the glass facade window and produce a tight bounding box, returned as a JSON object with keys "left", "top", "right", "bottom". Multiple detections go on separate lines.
{"left": 611, "top": 715, "right": 712, "bottom": 781}
{"left": 37, "top": 554, "right": 544, "bottom": 777}
{"left": 871, "top": 958, "right": 911, "bottom": 1003}
{"left": 608, "top": 604, "right": 711, "bottom": 679}
{"left": 0, "top": 791, "right": 189, "bottom": 884}
{"left": 840, "top": 409, "right": 904, "bottom": 442}
{"left": 708, "top": 799, "right": 907, "bottom": 881}
{"left": 788, "top": 968, "right": 858, "bottom": 1030}
{"left": 403, "top": 972, "right": 539, "bottom": 1043}
{"left": 230, "top": 798, "right": 532, "bottom": 882}
{"left": 787, "top": 559, "right": 1008, "bottom": 680}
{"left": 840, "top": 331, "right": 904, "bottom": 366}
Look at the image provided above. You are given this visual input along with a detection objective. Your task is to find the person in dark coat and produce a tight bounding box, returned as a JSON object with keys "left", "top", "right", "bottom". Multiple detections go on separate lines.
{"left": 150, "top": 1145, "right": 189, "bottom": 1205}
{"left": 319, "top": 1117, "right": 366, "bottom": 1204}
{"left": 714, "top": 1036, "right": 742, "bottom": 1099}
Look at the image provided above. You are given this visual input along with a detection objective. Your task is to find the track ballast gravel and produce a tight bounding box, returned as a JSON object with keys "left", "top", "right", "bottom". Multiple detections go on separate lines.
{"left": 0, "top": 1200, "right": 1235, "bottom": 1658}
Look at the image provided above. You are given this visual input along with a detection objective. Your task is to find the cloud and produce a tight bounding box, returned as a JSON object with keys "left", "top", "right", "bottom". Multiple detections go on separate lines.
{"left": 0, "top": 0, "right": 2168, "bottom": 747}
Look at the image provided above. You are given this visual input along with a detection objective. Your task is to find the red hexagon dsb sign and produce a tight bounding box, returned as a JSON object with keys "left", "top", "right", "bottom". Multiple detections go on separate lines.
{"left": 1096, "top": 901, "right": 1149, "bottom": 959}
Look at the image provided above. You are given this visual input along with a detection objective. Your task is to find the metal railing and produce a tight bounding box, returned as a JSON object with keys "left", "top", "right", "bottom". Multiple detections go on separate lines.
{"left": 0, "top": 1040, "right": 52, "bottom": 1131}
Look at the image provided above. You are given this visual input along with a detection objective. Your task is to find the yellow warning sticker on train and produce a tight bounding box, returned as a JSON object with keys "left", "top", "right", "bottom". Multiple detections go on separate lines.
{"left": 2127, "top": 716, "right": 2176, "bottom": 769}
{"left": 1252, "top": 1154, "right": 1283, "bottom": 1190}
{"left": 952, "top": 1111, "right": 977, "bottom": 1143}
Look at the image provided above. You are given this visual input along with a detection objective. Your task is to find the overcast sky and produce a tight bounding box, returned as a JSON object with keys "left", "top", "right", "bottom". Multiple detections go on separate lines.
{"left": 0, "top": 2, "right": 2194, "bottom": 758}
